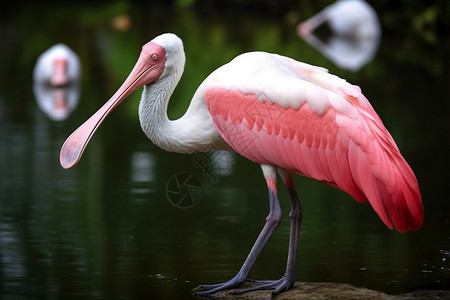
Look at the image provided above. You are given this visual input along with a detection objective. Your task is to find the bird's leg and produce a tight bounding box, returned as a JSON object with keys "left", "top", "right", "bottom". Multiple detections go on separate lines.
{"left": 233, "top": 169, "right": 303, "bottom": 296}
{"left": 195, "top": 165, "right": 282, "bottom": 295}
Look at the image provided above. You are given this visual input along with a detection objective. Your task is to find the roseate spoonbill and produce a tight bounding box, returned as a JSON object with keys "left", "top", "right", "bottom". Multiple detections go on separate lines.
{"left": 33, "top": 44, "right": 81, "bottom": 87}
{"left": 298, "top": 0, "right": 381, "bottom": 71}
{"left": 60, "top": 33, "right": 423, "bottom": 295}
{"left": 33, "top": 44, "right": 81, "bottom": 120}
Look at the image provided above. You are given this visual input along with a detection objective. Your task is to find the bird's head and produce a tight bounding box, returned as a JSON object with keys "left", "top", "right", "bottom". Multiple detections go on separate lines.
{"left": 59, "top": 33, "right": 183, "bottom": 169}
{"left": 151, "top": 33, "right": 185, "bottom": 80}
{"left": 123, "top": 33, "right": 185, "bottom": 88}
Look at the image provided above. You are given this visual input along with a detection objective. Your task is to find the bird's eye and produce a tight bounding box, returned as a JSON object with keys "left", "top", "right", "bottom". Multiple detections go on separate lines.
{"left": 151, "top": 54, "right": 158, "bottom": 61}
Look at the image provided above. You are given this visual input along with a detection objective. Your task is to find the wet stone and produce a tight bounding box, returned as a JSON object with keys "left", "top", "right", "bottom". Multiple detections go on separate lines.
{"left": 194, "top": 281, "right": 450, "bottom": 300}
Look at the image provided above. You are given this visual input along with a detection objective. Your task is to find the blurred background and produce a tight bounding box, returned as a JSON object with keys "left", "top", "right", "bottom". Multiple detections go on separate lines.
{"left": 0, "top": 0, "right": 449, "bottom": 299}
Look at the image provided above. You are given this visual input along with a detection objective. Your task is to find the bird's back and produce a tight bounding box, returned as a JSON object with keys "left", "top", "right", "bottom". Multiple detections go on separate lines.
{"left": 202, "top": 52, "right": 423, "bottom": 232}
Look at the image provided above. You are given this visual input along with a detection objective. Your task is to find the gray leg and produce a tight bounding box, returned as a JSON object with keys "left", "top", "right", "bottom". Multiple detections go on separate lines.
{"left": 195, "top": 165, "right": 282, "bottom": 295}
{"left": 233, "top": 170, "right": 302, "bottom": 295}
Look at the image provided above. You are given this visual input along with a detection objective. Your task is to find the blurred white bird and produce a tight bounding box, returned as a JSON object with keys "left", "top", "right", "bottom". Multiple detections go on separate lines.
{"left": 33, "top": 44, "right": 81, "bottom": 120}
{"left": 298, "top": 0, "right": 381, "bottom": 71}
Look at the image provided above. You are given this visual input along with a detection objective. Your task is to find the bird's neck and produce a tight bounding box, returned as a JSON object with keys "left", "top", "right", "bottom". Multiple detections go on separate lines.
{"left": 138, "top": 68, "right": 222, "bottom": 154}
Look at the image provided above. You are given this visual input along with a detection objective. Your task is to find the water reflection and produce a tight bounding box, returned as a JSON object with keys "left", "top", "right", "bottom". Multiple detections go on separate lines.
{"left": 33, "top": 84, "right": 80, "bottom": 121}
{"left": 0, "top": 102, "right": 87, "bottom": 298}
{"left": 131, "top": 151, "right": 155, "bottom": 183}
{"left": 192, "top": 150, "right": 235, "bottom": 181}
{"left": 208, "top": 150, "right": 234, "bottom": 177}
{"left": 297, "top": 0, "right": 381, "bottom": 71}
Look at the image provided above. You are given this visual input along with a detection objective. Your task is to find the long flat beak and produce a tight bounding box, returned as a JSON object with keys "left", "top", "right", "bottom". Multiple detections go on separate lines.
{"left": 51, "top": 58, "right": 68, "bottom": 87}
{"left": 60, "top": 42, "right": 165, "bottom": 169}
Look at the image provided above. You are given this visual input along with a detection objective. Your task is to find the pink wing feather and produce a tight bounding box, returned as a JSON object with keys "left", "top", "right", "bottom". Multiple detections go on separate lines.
{"left": 203, "top": 86, "right": 423, "bottom": 232}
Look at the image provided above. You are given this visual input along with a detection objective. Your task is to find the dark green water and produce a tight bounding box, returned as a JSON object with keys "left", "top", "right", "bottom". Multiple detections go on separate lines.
{"left": 0, "top": 2, "right": 449, "bottom": 299}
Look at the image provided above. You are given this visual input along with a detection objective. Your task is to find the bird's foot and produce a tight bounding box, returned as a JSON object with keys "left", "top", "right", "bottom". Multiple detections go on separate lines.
{"left": 193, "top": 276, "right": 294, "bottom": 296}
{"left": 232, "top": 275, "right": 295, "bottom": 296}
{"left": 192, "top": 275, "right": 247, "bottom": 296}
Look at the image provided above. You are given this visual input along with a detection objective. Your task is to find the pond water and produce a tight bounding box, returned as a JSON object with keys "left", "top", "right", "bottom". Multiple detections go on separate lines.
{"left": 0, "top": 2, "right": 449, "bottom": 299}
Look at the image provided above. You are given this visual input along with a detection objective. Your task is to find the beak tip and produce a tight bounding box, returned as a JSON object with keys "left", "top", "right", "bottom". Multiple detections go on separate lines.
{"left": 60, "top": 160, "right": 73, "bottom": 169}
{"left": 60, "top": 141, "right": 82, "bottom": 170}
{"left": 60, "top": 155, "right": 75, "bottom": 169}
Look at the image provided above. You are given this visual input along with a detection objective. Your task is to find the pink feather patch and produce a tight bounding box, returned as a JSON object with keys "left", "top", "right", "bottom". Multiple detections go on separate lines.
{"left": 204, "top": 87, "right": 423, "bottom": 232}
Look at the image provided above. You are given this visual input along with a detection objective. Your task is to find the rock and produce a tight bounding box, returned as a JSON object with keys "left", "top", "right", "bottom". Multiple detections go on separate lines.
{"left": 193, "top": 281, "right": 450, "bottom": 300}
